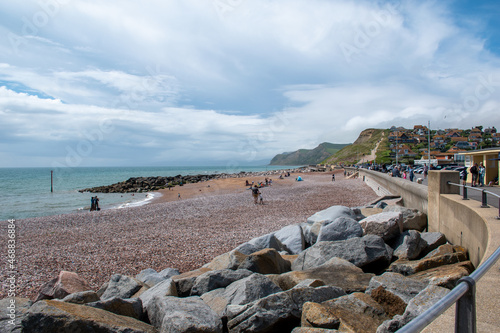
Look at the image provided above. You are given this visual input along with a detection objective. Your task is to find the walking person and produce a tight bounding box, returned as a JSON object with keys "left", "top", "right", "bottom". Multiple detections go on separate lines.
{"left": 332, "top": 173, "right": 335, "bottom": 182}
{"left": 470, "top": 163, "right": 479, "bottom": 187}
{"left": 90, "top": 196, "right": 95, "bottom": 211}
{"left": 409, "top": 166, "right": 414, "bottom": 182}
{"left": 95, "top": 196, "right": 100, "bottom": 211}
{"left": 251, "top": 185, "right": 260, "bottom": 204}
{"left": 423, "top": 164, "right": 429, "bottom": 179}
{"left": 460, "top": 168, "right": 468, "bottom": 186}
{"left": 478, "top": 162, "right": 485, "bottom": 187}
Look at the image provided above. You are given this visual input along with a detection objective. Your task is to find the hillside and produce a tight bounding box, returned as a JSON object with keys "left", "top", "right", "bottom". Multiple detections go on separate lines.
{"left": 322, "top": 129, "right": 388, "bottom": 165}
{"left": 269, "top": 142, "right": 348, "bottom": 165}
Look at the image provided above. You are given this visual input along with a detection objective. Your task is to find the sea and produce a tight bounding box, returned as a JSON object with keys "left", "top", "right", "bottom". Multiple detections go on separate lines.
{"left": 0, "top": 165, "right": 297, "bottom": 221}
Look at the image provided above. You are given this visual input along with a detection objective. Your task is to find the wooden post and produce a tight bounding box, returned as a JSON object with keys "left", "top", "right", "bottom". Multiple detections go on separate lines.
{"left": 51, "top": 170, "right": 53, "bottom": 192}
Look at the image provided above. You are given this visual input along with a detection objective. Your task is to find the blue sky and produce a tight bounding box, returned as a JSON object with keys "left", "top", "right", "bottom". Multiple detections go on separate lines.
{"left": 0, "top": 0, "right": 499, "bottom": 168}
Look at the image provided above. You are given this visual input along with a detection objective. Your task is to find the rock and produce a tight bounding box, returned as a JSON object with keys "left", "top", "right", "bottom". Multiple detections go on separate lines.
{"left": 377, "top": 285, "right": 450, "bottom": 333}
{"left": 292, "top": 235, "right": 392, "bottom": 272}
{"left": 423, "top": 244, "right": 467, "bottom": 259}
{"left": 317, "top": 216, "right": 363, "bottom": 243}
{"left": 369, "top": 286, "right": 407, "bottom": 317}
{"left": 389, "top": 251, "right": 468, "bottom": 276}
{"left": 383, "top": 205, "right": 427, "bottom": 231}
{"left": 237, "top": 248, "right": 291, "bottom": 274}
{"left": 0, "top": 297, "right": 32, "bottom": 333}
{"left": 97, "top": 282, "right": 109, "bottom": 298}
{"left": 235, "top": 233, "right": 289, "bottom": 255}
{"left": 292, "top": 328, "right": 339, "bottom": 333}
{"left": 35, "top": 271, "right": 92, "bottom": 302}
{"left": 171, "top": 267, "right": 212, "bottom": 297}
{"left": 61, "top": 290, "right": 100, "bottom": 304}
{"left": 22, "top": 300, "right": 156, "bottom": 333}
{"left": 136, "top": 268, "right": 166, "bottom": 288}
{"left": 409, "top": 261, "right": 474, "bottom": 289}
{"left": 191, "top": 269, "right": 253, "bottom": 296}
{"left": 158, "top": 267, "right": 180, "bottom": 279}
{"left": 301, "top": 302, "right": 340, "bottom": 329}
{"left": 227, "top": 286, "right": 345, "bottom": 333}
{"left": 100, "top": 274, "right": 144, "bottom": 300}
{"left": 139, "top": 278, "right": 178, "bottom": 310}
{"left": 365, "top": 272, "right": 428, "bottom": 305}
{"left": 359, "top": 212, "right": 403, "bottom": 242}
{"left": 360, "top": 207, "right": 383, "bottom": 218}
{"left": 86, "top": 297, "right": 144, "bottom": 321}
{"left": 306, "top": 205, "right": 356, "bottom": 224}
{"left": 294, "top": 279, "right": 326, "bottom": 289}
{"left": 270, "top": 257, "right": 373, "bottom": 293}
{"left": 420, "top": 232, "right": 447, "bottom": 255}
{"left": 320, "top": 293, "right": 390, "bottom": 333}
{"left": 391, "top": 230, "right": 428, "bottom": 260}
{"left": 201, "top": 273, "right": 282, "bottom": 316}
{"left": 146, "top": 295, "right": 222, "bottom": 333}
{"left": 274, "top": 224, "right": 306, "bottom": 255}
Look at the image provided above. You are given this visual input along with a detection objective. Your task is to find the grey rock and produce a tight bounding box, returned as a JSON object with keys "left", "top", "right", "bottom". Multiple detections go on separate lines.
{"left": 147, "top": 295, "right": 222, "bottom": 333}
{"left": 377, "top": 285, "right": 450, "bottom": 333}
{"left": 317, "top": 216, "right": 363, "bottom": 243}
{"left": 366, "top": 272, "right": 428, "bottom": 305}
{"left": 136, "top": 268, "right": 166, "bottom": 287}
{"left": 306, "top": 205, "right": 356, "bottom": 224}
{"left": 235, "top": 233, "right": 290, "bottom": 255}
{"left": 383, "top": 205, "right": 427, "bottom": 232}
{"left": 227, "top": 286, "right": 345, "bottom": 333}
{"left": 158, "top": 267, "right": 180, "bottom": 279}
{"left": 420, "top": 232, "right": 447, "bottom": 255}
{"left": 359, "top": 212, "right": 403, "bottom": 242}
{"left": 292, "top": 235, "right": 392, "bottom": 272}
{"left": 100, "top": 274, "right": 143, "bottom": 300}
{"left": 274, "top": 224, "right": 305, "bottom": 255}
{"left": 374, "top": 201, "right": 388, "bottom": 209}
{"left": 0, "top": 298, "right": 32, "bottom": 333}
{"left": 22, "top": 299, "right": 156, "bottom": 333}
{"left": 86, "top": 297, "right": 144, "bottom": 321}
{"left": 191, "top": 269, "right": 253, "bottom": 296}
{"left": 392, "top": 230, "right": 428, "bottom": 260}
{"left": 237, "top": 248, "right": 291, "bottom": 274}
{"left": 139, "top": 278, "right": 178, "bottom": 310}
{"left": 61, "top": 290, "right": 100, "bottom": 304}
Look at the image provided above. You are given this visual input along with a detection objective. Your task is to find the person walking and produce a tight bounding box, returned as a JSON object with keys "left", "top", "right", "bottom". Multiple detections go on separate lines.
{"left": 95, "top": 196, "right": 100, "bottom": 211}
{"left": 332, "top": 173, "right": 335, "bottom": 182}
{"left": 478, "top": 162, "right": 485, "bottom": 187}
{"left": 423, "top": 164, "right": 429, "bottom": 179}
{"left": 470, "top": 163, "right": 479, "bottom": 187}
{"left": 251, "top": 185, "right": 260, "bottom": 204}
{"left": 90, "top": 196, "right": 95, "bottom": 211}
{"left": 409, "top": 166, "right": 414, "bottom": 182}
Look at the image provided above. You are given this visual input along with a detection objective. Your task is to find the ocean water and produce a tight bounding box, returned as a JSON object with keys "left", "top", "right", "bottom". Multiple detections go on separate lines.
{"left": 0, "top": 166, "right": 295, "bottom": 221}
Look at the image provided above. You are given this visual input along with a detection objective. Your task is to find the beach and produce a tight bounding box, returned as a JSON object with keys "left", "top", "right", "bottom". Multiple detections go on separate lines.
{"left": 1, "top": 171, "right": 379, "bottom": 300}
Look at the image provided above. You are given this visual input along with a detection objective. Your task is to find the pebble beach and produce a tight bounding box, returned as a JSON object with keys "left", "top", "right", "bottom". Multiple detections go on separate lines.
{"left": 1, "top": 171, "right": 379, "bottom": 300}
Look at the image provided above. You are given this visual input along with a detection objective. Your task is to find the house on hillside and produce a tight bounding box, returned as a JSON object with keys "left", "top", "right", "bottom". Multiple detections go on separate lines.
{"left": 388, "top": 131, "right": 416, "bottom": 144}
{"left": 456, "top": 141, "right": 472, "bottom": 150}
{"left": 413, "top": 125, "right": 428, "bottom": 136}
{"left": 492, "top": 133, "right": 500, "bottom": 145}
{"left": 432, "top": 135, "right": 446, "bottom": 148}
{"left": 445, "top": 130, "right": 462, "bottom": 139}
{"left": 484, "top": 127, "right": 497, "bottom": 135}
{"left": 468, "top": 133, "right": 483, "bottom": 143}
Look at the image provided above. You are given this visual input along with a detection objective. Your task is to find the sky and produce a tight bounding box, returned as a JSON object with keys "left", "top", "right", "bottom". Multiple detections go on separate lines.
{"left": 1, "top": 0, "right": 500, "bottom": 168}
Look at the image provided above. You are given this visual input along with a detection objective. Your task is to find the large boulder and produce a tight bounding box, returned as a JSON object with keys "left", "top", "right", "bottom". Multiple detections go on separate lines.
{"left": 203, "top": 250, "right": 247, "bottom": 271}
{"left": 317, "top": 216, "right": 363, "bottom": 243}
{"left": 300, "top": 302, "right": 340, "bottom": 329}
{"left": 86, "top": 297, "right": 144, "bottom": 321}
{"left": 201, "top": 273, "right": 282, "bottom": 316}
{"left": 420, "top": 232, "right": 447, "bottom": 255}
{"left": 100, "top": 274, "right": 144, "bottom": 300}
{"left": 292, "top": 235, "right": 392, "bottom": 272}
{"left": 158, "top": 267, "right": 180, "bottom": 279}
{"left": 377, "top": 285, "right": 450, "bottom": 332}
{"left": 365, "top": 272, "right": 428, "bottom": 309}
{"left": 408, "top": 261, "right": 474, "bottom": 289}
{"left": 171, "top": 267, "right": 212, "bottom": 297}
{"left": 303, "top": 206, "right": 357, "bottom": 245}
{"left": 191, "top": 269, "right": 253, "bottom": 296}
{"left": 139, "top": 278, "right": 178, "bottom": 310}
{"left": 61, "top": 291, "right": 100, "bottom": 304}
{"left": 146, "top": 296, "right": 222, "bottom": 333}
{"left": 389, "top": 246, "right": 468, "bottom": 276}
{"left": 274, "top": 224, "right": 306, "bottom": 255}
{"left": 391, "top": 230, "right": 428, "bottom": 260}
{"left": 35, "top": 271, "right": 92, "bottom": 301}
{"left": 136, "top": 268, "right": 166, "bottom": 288}
{"left": 227, "top": 286, "right": 345, "bottom": 333}
{"left": 22, "top": 300, "right": 156, "bottom": 333}
{"left": 0, "top": 297, "right": 32, "bottom": 333}
{"left": 383, "top": 205, "right": 427, "bottom": 231}
{"left": 235, "top": 233, "right": 289, "bottom": 255}
{"left": 359, "top": 212, "right": 403, "bottom": 242}
{"left": 270, "top": 257, "right": 374, "bottom": 293}
{"left": 317, "top": 292, "right": 390, "bottom": 333}
{"left": 236, "top": 248, "right": 291, "bottom": 274}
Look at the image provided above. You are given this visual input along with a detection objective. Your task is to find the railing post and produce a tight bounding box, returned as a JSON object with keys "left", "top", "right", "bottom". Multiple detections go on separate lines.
{"left": 463, "top": 185, "right": 468, "bottom": 200}
{"left": 481, "top": 190, "right": 489, "bottom": 208}
{"left": 455, "top": 276, "right": 476, "bottom": 333}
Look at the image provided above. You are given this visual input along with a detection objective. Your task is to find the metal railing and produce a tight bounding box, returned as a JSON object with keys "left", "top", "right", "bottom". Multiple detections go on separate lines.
{"left": 448, "top": 181, "right": 500, "bottom": 220}
{"left": 396, "top": 182, "right": 500, "bottom": 333}
{"left": 397, "top": 244, "right": 500, "bottom": 332}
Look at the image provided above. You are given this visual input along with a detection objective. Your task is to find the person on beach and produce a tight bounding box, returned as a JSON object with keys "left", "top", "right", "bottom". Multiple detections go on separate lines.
{"left": 251, "top": 185, "right": 260, "bottom": 204}
{"left": 90, "top": 196, "right": 95, "bottom": 211}
{"left": 258, "top": 192, "right": 264, "bottom": 205}
{"left": 178, "top": 193, "right": 181, "bottom": 200}
{"left": 332, "top": 174, "right": 335, "bottom": 182}
{"left": 95, "top": 196, "right": 100, "bottom": 211}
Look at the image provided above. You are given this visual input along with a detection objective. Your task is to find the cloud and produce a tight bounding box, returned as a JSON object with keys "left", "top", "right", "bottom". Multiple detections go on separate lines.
{"left": 0, "top": 0, "right": 499, "bottom": 167}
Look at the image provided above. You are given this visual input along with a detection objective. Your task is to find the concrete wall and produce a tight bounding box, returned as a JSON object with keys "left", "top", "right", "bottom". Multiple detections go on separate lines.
{"left": 354, "top": 168, "right": 428, "bottom": 215}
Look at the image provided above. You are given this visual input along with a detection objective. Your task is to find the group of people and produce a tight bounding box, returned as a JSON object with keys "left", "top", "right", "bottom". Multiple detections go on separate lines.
{"left": 463, "top": 162, "right": 486, "bottom": 187}
{"left": 90, "top": 196, "right": 100, "bottom": 211}
{"left": 390, "top": 164, "right": 417, "bottom": 182}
